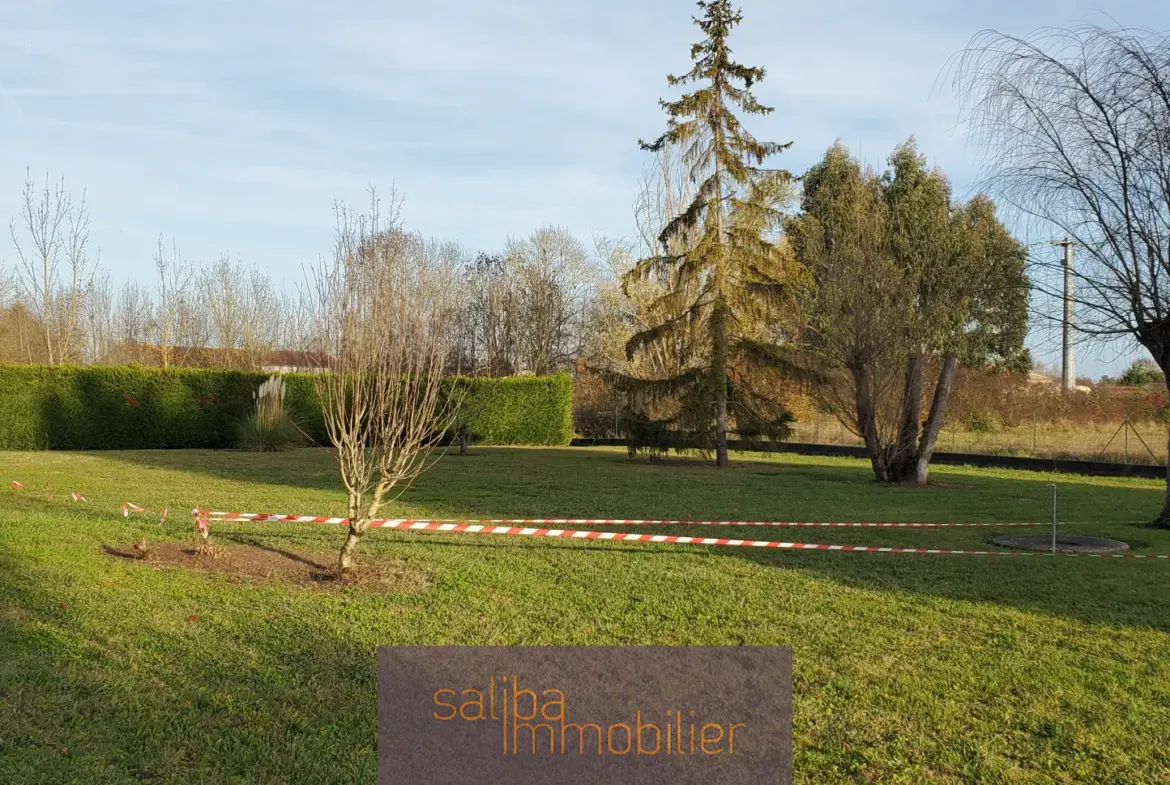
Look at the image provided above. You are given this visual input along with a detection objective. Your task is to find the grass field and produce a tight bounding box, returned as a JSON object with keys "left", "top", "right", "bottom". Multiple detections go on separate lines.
{"left": 2, "top": 446, "right": 1169, "bottom": 784}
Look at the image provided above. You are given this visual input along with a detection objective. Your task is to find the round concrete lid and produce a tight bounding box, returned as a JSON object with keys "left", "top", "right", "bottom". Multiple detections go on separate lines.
{"left": 991, "top": 533, "right": 1130, "bottom": 553}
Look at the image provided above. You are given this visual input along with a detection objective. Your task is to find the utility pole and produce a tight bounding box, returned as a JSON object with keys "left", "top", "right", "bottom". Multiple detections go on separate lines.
{"left": 1050, "top": 238, "right": 1075, "bottom": 392}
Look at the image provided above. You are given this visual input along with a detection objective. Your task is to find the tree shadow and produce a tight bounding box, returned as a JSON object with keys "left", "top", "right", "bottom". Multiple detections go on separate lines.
{"left": 72, "top": 445, "right": 1170, "bottom": 634}
{"left": 0, "top": 538, "right": 381, "bottom": 782}
{"left": 730, "top": 546, "right": 1170, "bottom": 633}
{"left": 218, "top": 533, "right": 331, "bottom": 571}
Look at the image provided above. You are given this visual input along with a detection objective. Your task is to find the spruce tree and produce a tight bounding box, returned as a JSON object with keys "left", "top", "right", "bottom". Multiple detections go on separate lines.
{"left": 621, "top": 0, "right": 797, "bottom": 466}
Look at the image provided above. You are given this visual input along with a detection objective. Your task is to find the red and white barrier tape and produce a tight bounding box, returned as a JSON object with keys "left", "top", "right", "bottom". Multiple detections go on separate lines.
{"left": 202, "top": 512, "right": 1063, "bottom": 528}
{"left": 195, "top": 510, "right": 1170, "bottom": 559}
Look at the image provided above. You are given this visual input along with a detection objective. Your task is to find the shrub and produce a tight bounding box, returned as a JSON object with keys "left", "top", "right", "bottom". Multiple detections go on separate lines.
{"left": 446, "top": 374, "right": 573, "bottom": 446}
{"left": 962, "top": 410, "right": 1001, "bottom": 434}
{"left": 235, "top": 374, "right": 303, "bottom": 452}
{"left": 0, "top": 365, "right": 572, "bottom": 450}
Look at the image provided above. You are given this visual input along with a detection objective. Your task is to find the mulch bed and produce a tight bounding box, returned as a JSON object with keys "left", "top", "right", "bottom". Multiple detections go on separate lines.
{"left": 101, "top": 538, "right": 432, "bottom": 593}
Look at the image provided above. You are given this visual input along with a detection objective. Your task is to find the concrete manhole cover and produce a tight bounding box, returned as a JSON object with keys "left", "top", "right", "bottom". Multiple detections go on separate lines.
{"left": 991, "top": 533, "right": 1130, "bottom": 553}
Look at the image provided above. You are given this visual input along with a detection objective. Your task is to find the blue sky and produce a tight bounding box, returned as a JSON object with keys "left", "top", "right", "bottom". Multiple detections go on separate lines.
{"left": 1, "top": 0, "right": 1167, "bottom": 378}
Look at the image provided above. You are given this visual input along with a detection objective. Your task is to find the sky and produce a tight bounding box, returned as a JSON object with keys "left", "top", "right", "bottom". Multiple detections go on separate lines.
{"left": 1, "top": 0, "right": 1167, "bottom": 379}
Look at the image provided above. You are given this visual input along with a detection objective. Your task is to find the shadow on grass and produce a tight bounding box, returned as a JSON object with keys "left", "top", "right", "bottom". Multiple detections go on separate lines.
{"left": 0, "top": 538, "right": 382, "bottom": 784}
{"left": 219, "top": 533, "right": 332, "bottom": 571}
{"left": 741, "top": 547, "right": 1170, "bottom": 633}
{"left": 70, "top": 445, "right": 1170, "bottom": 635}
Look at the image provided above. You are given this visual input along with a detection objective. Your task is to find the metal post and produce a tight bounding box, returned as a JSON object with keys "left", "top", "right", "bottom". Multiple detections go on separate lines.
{"left": 1124, "top": 419, "right": 1129, "bottom": 464}
{"left": 1050, "top": 483, "right": 1057, "bottom": 554}
{"left": 1032, "top": 413, "right": 1037, "bottom": 457}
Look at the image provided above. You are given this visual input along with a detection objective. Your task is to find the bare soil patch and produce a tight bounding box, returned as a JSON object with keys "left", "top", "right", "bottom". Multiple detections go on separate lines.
{"left": 101, "top": 538, "right": 431, "bottom": 593}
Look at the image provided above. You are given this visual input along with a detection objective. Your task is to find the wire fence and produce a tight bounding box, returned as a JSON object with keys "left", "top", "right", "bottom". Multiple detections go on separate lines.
{"left": 790, "top": 415, "right": 1167, "bottom": 466}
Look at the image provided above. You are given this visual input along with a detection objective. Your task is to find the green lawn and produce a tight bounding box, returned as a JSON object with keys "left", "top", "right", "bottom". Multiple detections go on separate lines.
{"left": 2, "top": 447, "right": 1169, "bottom": 784}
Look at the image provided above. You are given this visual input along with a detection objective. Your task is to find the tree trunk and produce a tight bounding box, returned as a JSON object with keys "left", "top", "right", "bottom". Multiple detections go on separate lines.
{"left": 338, "top": 491, "right": 368, "bottom": 576}
{"left": 458, "top": 426, "right": 469, "bottom": 456}
{"left": 338, "top": 522, "right": 365, "bottom": 576}
{"left": 1151, "top": 374, "right": 1170, "bottom": 528}
{"left": 713, "top": 301, "right": 730, "bottom": 467}
{"left": 886, "top": 351, "right": 926, "bottom": 483}
{"left": 913, "top": 354, "right": 958, "bottom": 485}
{"left": 852, "top": 364, "right": 889, "bottom": 481}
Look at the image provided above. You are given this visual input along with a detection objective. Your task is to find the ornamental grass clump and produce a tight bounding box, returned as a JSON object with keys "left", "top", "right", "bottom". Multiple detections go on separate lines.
{"left": 236, "top": 373, "right": 303, "bottom": 452}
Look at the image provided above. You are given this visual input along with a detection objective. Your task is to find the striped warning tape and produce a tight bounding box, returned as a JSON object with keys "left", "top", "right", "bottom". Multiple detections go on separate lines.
{"left": 202, "top": 512, "right": 1064, "bottom": 528}
{"left": 196, "top": 510, "right": 1170, "bottom": 559}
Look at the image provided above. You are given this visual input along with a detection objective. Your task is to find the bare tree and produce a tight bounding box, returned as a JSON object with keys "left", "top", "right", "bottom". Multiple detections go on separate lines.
{"left": 952, "top": 24, "right": 1170, "bottom": 523}
{"left": 10, "top": 169, "right": 98, "bottom": 364}
{"left": 308, "top": 188, "right": 463, "bottom": 575}
{"left": 0, "top": 267, "right": 13, "bottom": 308}
{"left": 240, "top": 264, "right": 279, "bottom": 369}
{"left": 114, "top": 281, "right": 153, "bottom": 361}
{"left": 505, "top": 226, "right": 596, "bottom": 376}
{"left": 197, "top": 255, "right": 279, "bottom": 369}
{"left": 83, "top": 272, "right": 115, "bottom": 364}
{"left": 465, "top": 252, "right": 521, "bottom": 376}
{"left": 200, "top": 255, "right": 246, "bottom": 366}
{"left": 152, "top": 236, "right": 197, "bottom": 369}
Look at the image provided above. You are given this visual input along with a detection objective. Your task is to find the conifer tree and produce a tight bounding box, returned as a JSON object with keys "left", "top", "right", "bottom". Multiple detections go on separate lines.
{"left": 619, "top": 0, "right": 799, "bottom": 466}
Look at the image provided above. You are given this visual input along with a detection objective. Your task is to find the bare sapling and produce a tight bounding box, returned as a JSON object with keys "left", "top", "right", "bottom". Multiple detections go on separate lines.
{"left": 309, "top": 188, "right": 463, "bottom": 576}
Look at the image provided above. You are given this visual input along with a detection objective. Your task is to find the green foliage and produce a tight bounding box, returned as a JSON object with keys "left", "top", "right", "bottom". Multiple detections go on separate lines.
{"left": 235, "top": 410, "right": 304, "bottom": 452}
{"left": 0, "top": 365, "right": 572, "bottom": 450}
{"left": 234, "top": 374, "right": 304, "bottom": 452}
{"left": 1118, "top": 359, "right": 1165, "bottom": 386}
{"left": 616, "top": 0, "right": 800, "bottom": 457}
{"left": 961, "top": 410, "right": 1002, "bottom": 434}
{"left": 446, "top": 374, "right": 573, "bottom": 446}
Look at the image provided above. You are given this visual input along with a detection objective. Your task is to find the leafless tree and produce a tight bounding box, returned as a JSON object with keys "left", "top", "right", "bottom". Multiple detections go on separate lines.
{"left": 200, "top": 255, "right": 246, "bottom": 366}
{"left": 505, "top": 226, "right": 596, "bottom": 375}
{"left": 464, "top": 252, "right": 521, "bottom": 376}
{"left": 83, "top": 272, "right": 116, "bottom": 363}
{"left": 952, "top": 24, "right": 1170, "bottom": 523}
{"left": 308, "top": 187, "right": 463, "bottom": 575}
{"left": 198, "top": 255, "right": 279, "bottom": 369}
{"left": 10, "top": 169, "right": 98, "bottom": 364}
{"left": 152, "top": 236, "right": 197, "bottom": 369}
{"left": 241, "top": 263, "right": 280, "bottom": 369}
{"left": 114, "top": 281, "right": 153, "bottom": 360}
{"left": 0, "top": 267, "right": 13, "bottom": 308}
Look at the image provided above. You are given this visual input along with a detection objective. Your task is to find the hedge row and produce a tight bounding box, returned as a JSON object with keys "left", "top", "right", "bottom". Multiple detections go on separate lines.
{"left": 0, "top": 365, "right": 573, "bottom": 450}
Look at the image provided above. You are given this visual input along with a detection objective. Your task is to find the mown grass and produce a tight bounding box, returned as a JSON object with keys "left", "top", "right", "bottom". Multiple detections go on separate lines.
{"left": 1, "top": 446, "right": 1169, "bottom": 784}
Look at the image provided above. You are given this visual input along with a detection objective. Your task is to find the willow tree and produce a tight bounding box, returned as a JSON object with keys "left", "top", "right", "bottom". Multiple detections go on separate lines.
{"left": 789, "top": 141, "right": 1028, "bottom": 484}
{"left": 620, "top": 0, "right": 799, "bottom": 466}
{"left": 951, "top": 25, "right": 1170, "bottom": 525}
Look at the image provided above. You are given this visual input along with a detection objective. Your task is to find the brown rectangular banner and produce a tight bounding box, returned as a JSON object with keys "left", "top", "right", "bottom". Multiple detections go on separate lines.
{"left": 377, "top": 646, "right": 792, "bottom": 785}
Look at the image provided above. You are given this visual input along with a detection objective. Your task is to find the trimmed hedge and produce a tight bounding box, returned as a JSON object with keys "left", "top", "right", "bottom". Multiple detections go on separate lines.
{"left": 0, "top": 365, "right": 573, "bottom": 450}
